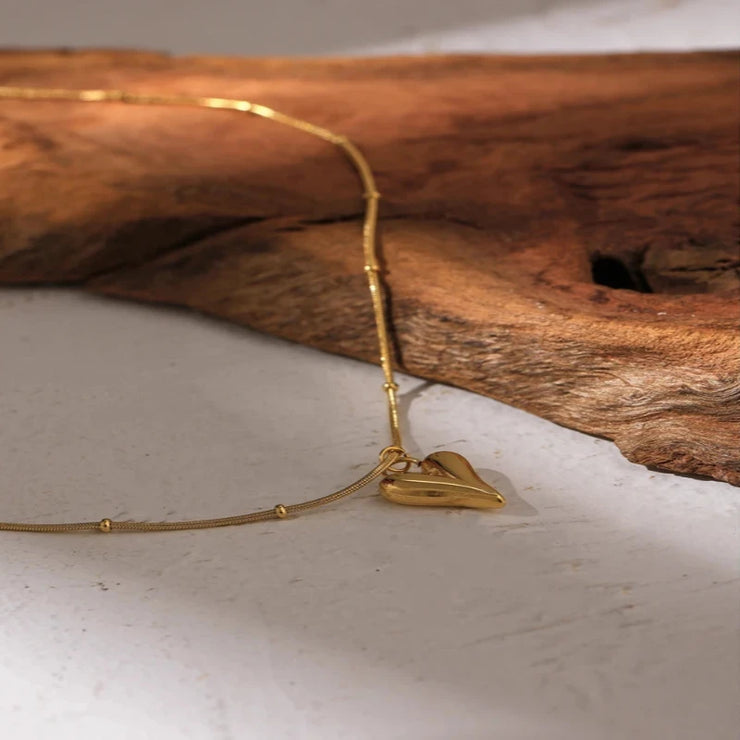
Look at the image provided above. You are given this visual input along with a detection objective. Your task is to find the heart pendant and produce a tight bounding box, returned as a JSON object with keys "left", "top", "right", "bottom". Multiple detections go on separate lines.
{"left": 379, "top": 451, "right": 506, "bottom": 510}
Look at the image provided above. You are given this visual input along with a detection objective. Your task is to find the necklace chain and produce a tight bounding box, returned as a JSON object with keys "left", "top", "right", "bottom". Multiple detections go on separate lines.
{"left": 0, "top": 86, "right": 407, "bottom": 533}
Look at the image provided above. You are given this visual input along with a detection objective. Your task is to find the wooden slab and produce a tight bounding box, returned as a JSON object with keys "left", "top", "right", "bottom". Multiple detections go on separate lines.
{"left": 0, "top": 50, "right": 738, "bottom": 484}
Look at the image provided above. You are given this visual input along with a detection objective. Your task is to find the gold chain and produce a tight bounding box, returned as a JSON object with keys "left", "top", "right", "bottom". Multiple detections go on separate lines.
{"left": 0, "top": 86, "right": 409, "bottom": 533}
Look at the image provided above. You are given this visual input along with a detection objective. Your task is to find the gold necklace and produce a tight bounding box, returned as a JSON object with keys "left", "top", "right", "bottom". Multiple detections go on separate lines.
{"left": 0, "top": 85, "right": 506, "bottom": 534}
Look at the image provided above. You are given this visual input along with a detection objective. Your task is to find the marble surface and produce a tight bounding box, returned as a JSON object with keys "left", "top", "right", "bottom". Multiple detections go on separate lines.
{"left": 0, "top": 290, "right": 737, "bottom": 739}
{"left": 1, "top": 1, "right": 738, "bottom": 737}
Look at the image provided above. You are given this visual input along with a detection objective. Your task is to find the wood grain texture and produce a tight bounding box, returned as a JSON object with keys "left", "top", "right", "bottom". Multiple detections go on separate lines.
{"left": 0, "top": 50, "right": 738, "bottom": 484}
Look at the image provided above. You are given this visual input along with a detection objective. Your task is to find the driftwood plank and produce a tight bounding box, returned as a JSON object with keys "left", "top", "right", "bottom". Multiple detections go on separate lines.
{"left": 0, "top": 50, "right": 738, "bottom": 484}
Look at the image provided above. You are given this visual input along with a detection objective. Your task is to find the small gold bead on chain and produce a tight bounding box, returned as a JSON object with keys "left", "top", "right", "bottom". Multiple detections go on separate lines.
{"left": 99, "top": 518, "right": 113, "bottom": 533}
{"left": 274, "top": 505, "right": 288, "bottom": 519}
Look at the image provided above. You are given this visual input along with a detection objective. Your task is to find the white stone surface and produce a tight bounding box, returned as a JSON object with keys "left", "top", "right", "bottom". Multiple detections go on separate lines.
{"left": 1, "top": 290, "right": 737, "bottom": 740}
{"left": 0, "top": 2, "right": 738, "bottom": 738}
{"left": 1, "top": 0, "right": 738, "bottom": 54}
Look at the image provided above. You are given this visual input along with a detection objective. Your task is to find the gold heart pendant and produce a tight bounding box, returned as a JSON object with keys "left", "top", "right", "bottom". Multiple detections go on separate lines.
{"left": 379, "top": 451, "right": 506, "bottom": 510}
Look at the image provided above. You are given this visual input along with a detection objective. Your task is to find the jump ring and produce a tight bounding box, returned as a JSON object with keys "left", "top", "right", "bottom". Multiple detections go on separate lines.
{"left": 378, "top": 445, "right": 420, "bottom": 473}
